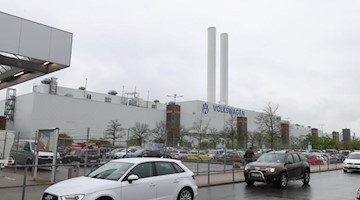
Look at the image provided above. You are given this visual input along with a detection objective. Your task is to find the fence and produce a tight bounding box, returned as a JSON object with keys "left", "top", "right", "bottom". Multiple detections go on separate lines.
{"left": 0, "top": 131, "right": 347, "bottom": 200}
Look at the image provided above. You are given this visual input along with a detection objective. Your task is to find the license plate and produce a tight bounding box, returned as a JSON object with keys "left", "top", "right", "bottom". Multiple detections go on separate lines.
{"left": 251, "top": 173, "right": 262, "bottom": 178}
{"left": 351, "top": 165, "right": 359, "bottom": 168}
{"left": 90, "top": 160, "right": 97, "bottom": 163}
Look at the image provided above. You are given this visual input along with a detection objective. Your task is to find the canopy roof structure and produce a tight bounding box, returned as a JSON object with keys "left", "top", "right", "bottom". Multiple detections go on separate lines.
{"left": 0, "top": 11, "right": 72, "bottom": 89}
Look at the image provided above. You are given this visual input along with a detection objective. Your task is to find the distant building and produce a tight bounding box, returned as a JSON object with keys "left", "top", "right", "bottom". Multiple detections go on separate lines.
{"left": 343, "top": 129, "right": 351, "bottom": 142}
{"left": 0, "top": 79, "right": 311, "bottom": 147}
{"left": 311, "top": 128, "right": 319, "bottom": 137}
{"left": 332, "top": 131, "right": 340, "bottom": 142}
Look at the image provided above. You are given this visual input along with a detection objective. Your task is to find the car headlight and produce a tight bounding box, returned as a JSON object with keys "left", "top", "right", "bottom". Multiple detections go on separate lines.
{"left": 60, "top": 194, "right": 85, "bottom": 200}
{"left": 245, "top": 166, "right": 249, "bottom": 171}
{"left": 267, "top": 168, "right": 275, "bottom": 173}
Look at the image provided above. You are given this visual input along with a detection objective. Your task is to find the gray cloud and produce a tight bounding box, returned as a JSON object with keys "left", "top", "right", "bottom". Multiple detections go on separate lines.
{"left": 1, "top": 0, "right": 360, "bottom": 135}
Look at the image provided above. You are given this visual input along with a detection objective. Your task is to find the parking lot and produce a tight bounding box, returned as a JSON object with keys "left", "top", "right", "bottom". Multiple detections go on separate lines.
{"left": 0, "top": 161, "right": 346, "bottom": 200}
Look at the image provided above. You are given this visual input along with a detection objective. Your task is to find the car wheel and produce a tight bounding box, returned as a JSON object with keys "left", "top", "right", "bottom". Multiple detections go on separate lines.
{"left": 278, "top": 172, "right": 288, "bottom": 188}
{"left": 302, "top": 169, "right": 310, "bottom": 185}
{"left": 177, "top": 187, "right": 193, "bottom": 200}
{"left": 343, "top": 169, "right": 348, "bottom": 173}
{"left": 245, "top": 178, "right": 255, "bottom": 186}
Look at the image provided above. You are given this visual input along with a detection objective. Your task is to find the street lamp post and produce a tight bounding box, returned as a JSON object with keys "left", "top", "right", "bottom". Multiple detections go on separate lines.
{"left": 167, "top": 94, "right": 183, "bottom": 104}
{"left": 124, "top": 128, "right": 130, "bottom": 155}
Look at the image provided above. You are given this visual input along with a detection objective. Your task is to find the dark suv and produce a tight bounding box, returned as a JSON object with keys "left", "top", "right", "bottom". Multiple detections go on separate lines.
{"left": 62, "top": 149, "right": 100, "bottom": 166}
{"left": 244, "top": 150, "right": 310, "bottom": 188}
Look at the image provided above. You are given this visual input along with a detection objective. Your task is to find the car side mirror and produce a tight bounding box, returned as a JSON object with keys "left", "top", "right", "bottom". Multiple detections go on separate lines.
{"left": 127, "top": 174, "right": 139, "bottom": 184}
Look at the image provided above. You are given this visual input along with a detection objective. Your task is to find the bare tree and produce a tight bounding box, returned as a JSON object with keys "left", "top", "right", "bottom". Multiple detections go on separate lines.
{"left": 192, "top": 114, "right": 210, "bottom": 149}
{"left": 247, "top": 131, "right": 264, "bottom": 148}
{"left": 152, "top": 121, "right": 167, "bottom": 144}
{"left": 224, "top": 114, "right": 237, "bottom": 149}
{"left": 208, "top": 128, "right": 218, "bottom": 135}
{"left": 255, "top": 102, "right": 281, "bottom": 149}
{"left": 131, "top": 122, "right": 150, "bottom": 146}
{"left": 104, "top": 120, "right": 123, "bottom": 146}
{"left": 209, "top": 136, "right": 221, "bottom": 149}
{"left": 178, "top": 125, "right": 188, "bottom": 147}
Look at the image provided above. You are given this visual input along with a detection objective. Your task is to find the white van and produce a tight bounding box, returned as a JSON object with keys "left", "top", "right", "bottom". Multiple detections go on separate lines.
{"left": 10, "top": 140, "right": 59, "bottom": 166}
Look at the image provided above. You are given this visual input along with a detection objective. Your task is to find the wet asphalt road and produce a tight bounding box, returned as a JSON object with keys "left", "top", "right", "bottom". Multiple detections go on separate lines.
{"left": 198, "top": 170, "right": 360, "bottom": 200}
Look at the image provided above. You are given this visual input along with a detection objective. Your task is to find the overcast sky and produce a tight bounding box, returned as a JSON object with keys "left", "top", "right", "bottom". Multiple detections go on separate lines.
{"left": 2, "top": 0, "right": 360, "bottom": 136}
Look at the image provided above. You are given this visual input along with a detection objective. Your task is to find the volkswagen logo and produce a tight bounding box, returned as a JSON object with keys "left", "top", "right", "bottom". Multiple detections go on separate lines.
{"left": 202, "top": 103, "right": 209, "bottom": 114}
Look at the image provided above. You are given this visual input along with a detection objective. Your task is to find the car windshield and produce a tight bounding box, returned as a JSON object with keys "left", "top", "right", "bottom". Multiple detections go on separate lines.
{"left": 348, "top": 154, "right": 360, "bottom": 159}
{"left": 257, "top": 153, "right": 285, "bottom": 163}
{"left": 87, "top": 162, "right": 134, "bottom": 180}
{"left": 134, "top": 149, "right": 144, "bottom": 154}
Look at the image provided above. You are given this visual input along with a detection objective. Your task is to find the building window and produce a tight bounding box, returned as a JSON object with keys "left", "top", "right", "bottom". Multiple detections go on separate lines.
{"left": 86, "top": 94, "right": 92, "bottom": 99}
{"left": 105, "top": 97, "right": 111, "bottom": 103}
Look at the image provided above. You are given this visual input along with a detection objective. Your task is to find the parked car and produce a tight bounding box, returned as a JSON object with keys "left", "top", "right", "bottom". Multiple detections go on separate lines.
{"left": 207, "top": 149, "right": 225, "bottom": 160}
{"left": 113, "top": 149, "right": 137, "bottom": 159}
{"left": 186, "top": 151, "right": 213, "bottom": 160}
{"left": 343, "top": 152, "right": 360, "bottom": 173}
{"left": 62, "top": 149, "right": 100, "bottom": 166}
{"left": 10, "top": 140, "right": 60, "bottom": 167}
{"left": 65, "top": 142, "right": 102, "bottom": 154}
{"left": 169, "top": 150, "right": 188, "bottom": 160}
{"left": 42, "top": 158, "right": 198, "bottom": 200}
{"left": 244, "top": 150, "right": 310, "bottom": 188}
{"left": 305, "top": 154, "right": 325, "bottom": 165}
{"left": 322, "top": 153, "right": 337, "bottom": 164}
{"left": 106, "top": 148, "right": 124, "bottom": 158}
{"left": 218, "top": 151, "right": 244, "bottom": 162}
{"left": 126, "top": 149, "right": 172, "bottom": 158}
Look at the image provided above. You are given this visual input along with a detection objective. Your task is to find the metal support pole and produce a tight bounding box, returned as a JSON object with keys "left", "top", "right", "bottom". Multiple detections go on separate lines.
{"left": 327, "top": 160, "right": 329, "bottom": 170}
{"left": 125, "top": 129, "right": 130, "bottom": 155}
{"left": 84, "top": 128, "right": 89, "bottom": 175}
{"left": 33, "top": 131, "right": 39, "bottom": 179}
{"left": 14, "top": 132, "right": 20, "bottom": 173}
{"left": 232, "top": 159, "right": 235, "bottom": 182}
{"left": 21, "top": 167, "right": 28, "bottom": 200}
{"left": 208, "top": 160, "right": 210, "bottom": 184}
{"left": 223, "top": 148, "right": 227, "bottom": 173}
{"left": 51, "top": 128, "right": 59, "bottom": 183}
{"left": 335, "top": 161, "right": 337, "bottom": 169}
{"left": 2, "top": 132, "right": 7, "bottom": 160}
{"left": 196, "top": 132, "right": 200, "bottom": 175}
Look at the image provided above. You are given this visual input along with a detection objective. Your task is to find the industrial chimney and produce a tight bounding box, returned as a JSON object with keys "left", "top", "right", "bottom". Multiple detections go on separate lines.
{"left": 207, "top": 27, "right": 216, "bottom": 103}
{"left": 220, "top": 33, "right": 228, "bottom": 105}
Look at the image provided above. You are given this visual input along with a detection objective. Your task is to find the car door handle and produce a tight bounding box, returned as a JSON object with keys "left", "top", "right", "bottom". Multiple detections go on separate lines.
{"left": 173, "top": 179, "right": 179, "bottom": 183}
{"left": 149, "top": 183, "right": 156, "bottom": 187}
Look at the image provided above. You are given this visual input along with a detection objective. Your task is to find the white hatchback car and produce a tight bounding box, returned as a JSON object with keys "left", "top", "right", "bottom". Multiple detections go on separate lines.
{"left": 42, "top": 158, "right": 198, "bottom": 200}
{"left": 343, "top": 152, "right": 360, "bottom": 172}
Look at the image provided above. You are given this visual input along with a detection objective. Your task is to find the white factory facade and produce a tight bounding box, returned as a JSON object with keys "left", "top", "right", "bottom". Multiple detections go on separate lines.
{"left": 0, "top": 79, "right": 310, "bottom": 147}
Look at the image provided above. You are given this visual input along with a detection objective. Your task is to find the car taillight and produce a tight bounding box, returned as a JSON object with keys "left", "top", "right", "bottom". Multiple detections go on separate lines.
{"left": 8, "top": 160, "right": 14, "bottom": 164}
{"left": 192, "top": 175, "right": 195, "bottom": 180}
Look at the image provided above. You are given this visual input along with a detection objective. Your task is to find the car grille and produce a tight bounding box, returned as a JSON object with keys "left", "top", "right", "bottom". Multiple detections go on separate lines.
{"left": 42, "top": 193, "right": 58, "bottom": 200}
{"left": 347, "top": 163, "right": 360, "bottom": 165}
